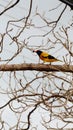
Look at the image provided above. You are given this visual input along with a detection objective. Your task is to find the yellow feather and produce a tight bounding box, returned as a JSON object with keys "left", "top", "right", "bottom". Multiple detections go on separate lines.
{"left": 41, "top": 52, "right": 49, "bottom": 57}
{"left": 40, "top": 51, "right": 62, "bottom": 62}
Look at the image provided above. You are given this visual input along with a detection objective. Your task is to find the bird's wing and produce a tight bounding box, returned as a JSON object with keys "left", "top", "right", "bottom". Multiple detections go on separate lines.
{"left": 41, "top": 52, "right": 49, "bottom": 57}
{"left": 41, "top": 52, "right": 56, "bottom": 59}
{"left": 47, "top": 55, "right": 56, "bottom": 59}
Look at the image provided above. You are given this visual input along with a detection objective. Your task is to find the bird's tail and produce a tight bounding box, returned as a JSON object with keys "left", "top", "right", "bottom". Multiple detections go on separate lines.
{"left": 57, "top": 59, "right": 63, "bottom": 62}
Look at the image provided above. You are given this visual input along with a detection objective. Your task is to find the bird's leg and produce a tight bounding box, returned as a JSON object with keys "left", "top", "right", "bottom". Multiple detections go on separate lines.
{"left": 39, "top": 58, "right": 40, "bottom": 63}
{"left": 50, "top": 62, "right": 51, "bottom": 65}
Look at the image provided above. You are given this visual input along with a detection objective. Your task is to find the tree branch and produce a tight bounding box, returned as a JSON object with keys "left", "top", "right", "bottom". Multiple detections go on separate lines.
{"left": 0, "top": 63, "right": 73, "bottom": 72}
{"left": 0, "top": 0, "right": 20, "bottom": 15}
{"left": 59, "top": 0, "right": 73, "bottom": 9}
{"left": 23, "top": 105, "right": 37, "bottom": 130}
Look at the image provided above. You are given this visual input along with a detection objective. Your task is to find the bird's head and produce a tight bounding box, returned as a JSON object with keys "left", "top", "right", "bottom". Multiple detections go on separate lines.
{"left": 33, "top": 50, "right": 42, "bottom": 56}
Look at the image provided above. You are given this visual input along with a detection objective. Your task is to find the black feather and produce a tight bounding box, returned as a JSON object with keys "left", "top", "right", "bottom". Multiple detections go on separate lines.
{"left": 48, "top": 55, "right": 56, "bottom": 59}
{"left": 36, "top": 50, "right": 42, "bottom": 56}
{"left": 42, "top": 55, "right": 55, "bottom": 59}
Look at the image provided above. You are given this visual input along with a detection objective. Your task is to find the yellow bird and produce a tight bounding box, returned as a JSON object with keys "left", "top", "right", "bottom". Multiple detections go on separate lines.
{"left": 33, "top": 50, "right": 62, "bottom": 62}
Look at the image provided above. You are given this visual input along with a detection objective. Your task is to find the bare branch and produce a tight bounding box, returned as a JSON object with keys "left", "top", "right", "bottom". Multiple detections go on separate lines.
{"left": 59, "top": 0, "right": 73, "bottom": 9}
{"left": 0, "top": 63, "right": 73, "bottom": 73}
{"left": 0, "top": 0, "right": 20, "bottom": 15}
{"left": 16, "top": 0, "right": 33, "bottom": 37}
{"left": 22, "top": 105, "right": 37, "bottom": 130}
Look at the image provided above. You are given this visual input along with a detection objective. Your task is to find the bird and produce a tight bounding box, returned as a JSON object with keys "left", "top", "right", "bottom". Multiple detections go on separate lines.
{"left": 33, "top": 50, "right": 62, "bottom": 63}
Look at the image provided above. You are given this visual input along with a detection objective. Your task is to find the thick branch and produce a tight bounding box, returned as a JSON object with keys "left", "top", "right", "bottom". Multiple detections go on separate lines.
{"left": 0, "top": 63, "right": 73, "bottom": 72}
{"left": 59, "top": 0, "right": 73, "bottom": 9}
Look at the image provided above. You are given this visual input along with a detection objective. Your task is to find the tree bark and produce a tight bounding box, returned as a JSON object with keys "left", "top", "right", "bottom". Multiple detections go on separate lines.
{"left": 0, "top": 63, "right": 73, "bottom": 72}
